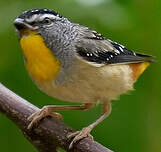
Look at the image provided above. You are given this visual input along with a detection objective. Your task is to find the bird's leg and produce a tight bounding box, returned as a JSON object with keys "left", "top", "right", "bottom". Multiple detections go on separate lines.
{"left": 27, "top": 103, "right": 94, "bottom": 129}
{"left": 67, "top": 101, "right": 112, "bottom": 149}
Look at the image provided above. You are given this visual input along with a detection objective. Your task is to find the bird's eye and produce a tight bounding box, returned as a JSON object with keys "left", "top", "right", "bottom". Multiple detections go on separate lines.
{"left": 43, "top": 17, "right": 52, "bottom": 24}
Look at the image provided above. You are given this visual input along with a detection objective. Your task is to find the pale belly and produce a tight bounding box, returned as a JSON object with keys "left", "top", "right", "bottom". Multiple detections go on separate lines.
{"left": 35, "top": 60, "right": 134, "bottom": 104}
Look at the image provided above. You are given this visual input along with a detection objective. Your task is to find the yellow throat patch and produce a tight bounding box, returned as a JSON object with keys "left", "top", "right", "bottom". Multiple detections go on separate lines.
{"left": 20, "top": 30, "right": 61, "bottom": 83}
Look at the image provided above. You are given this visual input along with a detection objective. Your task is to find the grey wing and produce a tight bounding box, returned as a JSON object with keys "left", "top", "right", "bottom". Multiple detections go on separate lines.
{"left": 75, "top": 28, "right": 153, "bottom": 66}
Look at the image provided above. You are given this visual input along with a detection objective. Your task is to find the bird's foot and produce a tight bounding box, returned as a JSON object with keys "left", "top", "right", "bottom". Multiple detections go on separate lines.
{"left": 67, "top": 126, "right": 93, "bottom": 149}
{"left": 27, "top": 106, "right": 63, "bottom": 129}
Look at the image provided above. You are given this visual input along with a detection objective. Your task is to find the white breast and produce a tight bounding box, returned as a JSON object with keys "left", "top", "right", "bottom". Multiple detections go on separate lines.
{"left": 37, "top": 59, "right": 134, "bottom": 104}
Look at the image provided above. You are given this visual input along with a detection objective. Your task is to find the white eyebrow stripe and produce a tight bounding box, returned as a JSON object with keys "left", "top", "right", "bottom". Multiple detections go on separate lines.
{"left": 26, "top": 14, "right": 39, "bottom": 22}
{"left": 39, "top": 14, "right": 60, "bottom": 20}
{"left": 25, "top": 14, "right": 60, "bottom": 23}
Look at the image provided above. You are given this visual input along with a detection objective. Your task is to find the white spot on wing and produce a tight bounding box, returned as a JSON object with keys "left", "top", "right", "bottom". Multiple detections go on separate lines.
{"left": 115, "top": 50, "right": 120, "bottom": 54}
{"left": 43, "top": 9, "right": 48, "bottom": 11}
{"left": 108, "top": 39, "right": 112, "bottom": 42}
{"left": 120, "top": 44, "right": 125, "bottom": 48}
{"left": 119, "top": 46, "right": 124, "bottom": 52}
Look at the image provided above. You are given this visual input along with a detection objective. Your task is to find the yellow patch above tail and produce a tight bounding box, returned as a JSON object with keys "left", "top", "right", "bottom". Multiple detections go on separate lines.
{"left": 130, "top": 62, "right": 150, "bottom": 81}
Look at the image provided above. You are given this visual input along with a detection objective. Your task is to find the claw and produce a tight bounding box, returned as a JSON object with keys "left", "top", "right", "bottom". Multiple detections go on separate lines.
{"left": 27, "top": 107, "right": 63, "bottom": 129}
{"left": 67, "top": 127, "right": 93, "bottom": 149}
{"left": 27, "top": 111, "right": 39, "bottom": 121}
{"left": 27, "top": 110, "right": 45, "bottom": 129}
{"left": 49, "top": 112, "right": 63, "bottom": 121}
{"left": 67, "top": 131, "right": 80, "bottom": 139}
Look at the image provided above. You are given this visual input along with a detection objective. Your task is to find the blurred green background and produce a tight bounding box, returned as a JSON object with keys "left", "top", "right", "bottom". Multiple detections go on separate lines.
{"left": 0, "top": 0, "right": 160, "bottom": 152}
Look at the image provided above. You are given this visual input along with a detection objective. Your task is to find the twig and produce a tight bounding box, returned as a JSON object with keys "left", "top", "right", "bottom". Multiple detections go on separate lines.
{"left": 0, "top": 83, "right": 113, "bottom": 152}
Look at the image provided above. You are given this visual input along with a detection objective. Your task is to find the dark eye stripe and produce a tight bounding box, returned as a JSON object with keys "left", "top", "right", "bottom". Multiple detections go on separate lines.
{"left": 29, "top": 21, "right": 37, "bottom": 25}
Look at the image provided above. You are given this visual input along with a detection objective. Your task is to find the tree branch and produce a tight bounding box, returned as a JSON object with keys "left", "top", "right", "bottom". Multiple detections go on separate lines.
{"left": 0, "top": 83, "right": 113, "bottom": 152}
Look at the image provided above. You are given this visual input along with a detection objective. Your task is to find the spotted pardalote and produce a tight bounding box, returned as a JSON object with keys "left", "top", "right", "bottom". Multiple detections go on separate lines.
{"left": 14, "top": 8, "right": 154, "bottom": 149}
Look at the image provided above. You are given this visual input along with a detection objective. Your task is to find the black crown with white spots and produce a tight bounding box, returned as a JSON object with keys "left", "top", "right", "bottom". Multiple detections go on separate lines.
{"left": 18, "top": 8, "right": 62, "bottom": 19}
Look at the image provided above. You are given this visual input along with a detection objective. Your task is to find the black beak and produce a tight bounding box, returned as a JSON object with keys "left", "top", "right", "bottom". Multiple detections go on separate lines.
{"left": 14, "top": 18, "right": 36, "bottom": 30}
{"left": 14, "top": 18, "right": 28, "bottom": 30}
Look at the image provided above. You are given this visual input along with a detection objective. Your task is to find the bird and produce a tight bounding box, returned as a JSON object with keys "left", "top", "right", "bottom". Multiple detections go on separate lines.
{"left": 14, "top": 8, "right": 154, "bottom": 149}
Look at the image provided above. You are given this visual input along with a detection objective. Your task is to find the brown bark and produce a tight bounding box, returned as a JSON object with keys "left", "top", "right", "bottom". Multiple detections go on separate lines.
{"left": 0, "top": 83, "right": 113, "bottom": 152}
